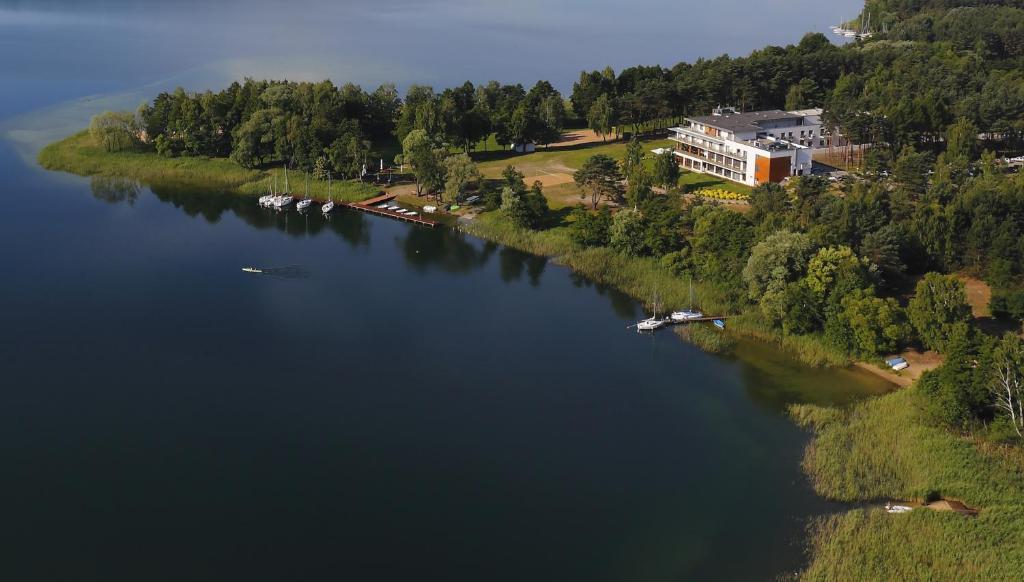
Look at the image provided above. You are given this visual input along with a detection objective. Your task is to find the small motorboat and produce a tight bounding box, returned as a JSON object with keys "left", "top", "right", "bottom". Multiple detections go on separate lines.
{"left": 713, "top": 319, "right": 725, "bottom": 330}
{"left": 406, "top": 211, "right": 418, "bottom": 216}
{"left": 377, "top": 203, "right": 390, "bottom": 209}
{"left": 885, "top": 503, "right": 913, "bottom": 514}
{"left": 423, "top": 205, "right": 437, "bottom": 213}
{"left": 242, "top": 267, "right": 263, "bottom": 274}
{"left": 387, "top": 205, "right": 400, "bottom": 211}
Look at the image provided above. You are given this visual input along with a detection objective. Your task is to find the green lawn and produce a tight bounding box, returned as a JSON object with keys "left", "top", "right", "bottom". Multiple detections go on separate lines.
{"left": 38, "top": 131, "right": 379, "bottom": 202}
{"left": 677, "top": 170, "right": 753, "bottom": 196}
{"left": 472, "top": 138, "right": 674, "bottom": 177}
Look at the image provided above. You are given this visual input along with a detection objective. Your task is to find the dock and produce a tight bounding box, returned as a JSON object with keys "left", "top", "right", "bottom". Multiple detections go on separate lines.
{"left": 344, "top": 194, "right": 439, "bottom": 228}
{"left": 667, "top": 316, "right": 728, "bottom": 324}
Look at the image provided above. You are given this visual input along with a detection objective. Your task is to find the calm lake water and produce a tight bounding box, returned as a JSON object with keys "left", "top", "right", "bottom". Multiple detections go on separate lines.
{"left": 0, "top": 1, "right": 881, "bottom": 580}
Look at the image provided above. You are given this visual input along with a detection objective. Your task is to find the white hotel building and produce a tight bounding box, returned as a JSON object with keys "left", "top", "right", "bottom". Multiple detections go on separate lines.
{"left": 668, "top": 107, "right": 825, "bottom": 186}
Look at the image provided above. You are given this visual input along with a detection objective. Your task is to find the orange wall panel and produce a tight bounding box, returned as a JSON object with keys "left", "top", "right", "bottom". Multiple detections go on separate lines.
{"left": 754, "top": 156, "right": 791, "bottom": 184}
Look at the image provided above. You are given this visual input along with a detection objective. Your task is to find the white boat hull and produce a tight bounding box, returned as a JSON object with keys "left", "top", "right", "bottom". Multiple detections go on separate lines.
{"left": 636, "top": 318, "right": 666, "bottom": 332}
{"left": 670, "top": 311, "right": 704, "bottom": 322}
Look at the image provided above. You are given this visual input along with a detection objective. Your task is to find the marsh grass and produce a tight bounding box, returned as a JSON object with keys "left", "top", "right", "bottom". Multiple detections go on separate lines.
{"left": 675, "top": 323, "right": 735, "bottom": 354}
{"left": 729, "top": 312, "right": 851, "bottom": 367}
{"left": 793, "top": 387, "right": 1024, "bottom": 580}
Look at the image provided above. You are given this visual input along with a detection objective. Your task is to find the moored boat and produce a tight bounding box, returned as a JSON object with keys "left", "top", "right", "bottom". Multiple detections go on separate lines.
{"left": 322, "top": 172, "right": 335, "bottom": 214}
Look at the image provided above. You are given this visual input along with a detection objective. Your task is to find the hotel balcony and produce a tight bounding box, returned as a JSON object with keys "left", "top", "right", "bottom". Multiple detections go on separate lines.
{"left": 672, "top": 142, "right": 746, "bottom": 173}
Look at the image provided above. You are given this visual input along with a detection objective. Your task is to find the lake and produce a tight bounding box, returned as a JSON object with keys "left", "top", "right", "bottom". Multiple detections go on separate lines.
{"left": 0, "top": 1, "right": 883, "bottom": 580}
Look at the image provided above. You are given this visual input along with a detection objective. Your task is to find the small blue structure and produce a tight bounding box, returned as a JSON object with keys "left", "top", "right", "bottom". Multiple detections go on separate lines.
{"left": 713, "top": 319, "right": 725, "bottom": 330}
{"left": 885, "top": 356, "right": 909, "bottom": 371}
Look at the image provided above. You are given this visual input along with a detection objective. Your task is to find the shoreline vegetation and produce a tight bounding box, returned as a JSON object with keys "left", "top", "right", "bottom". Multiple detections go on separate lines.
{"left": 38, "top": 0, "right": 1024, "bottom": 574}
{"left": 38, "top": 131, "right": 379, "bottom": 202}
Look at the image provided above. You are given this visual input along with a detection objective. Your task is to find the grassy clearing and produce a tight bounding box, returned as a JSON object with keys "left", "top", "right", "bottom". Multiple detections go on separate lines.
{"left": 793, "top": 387, "right": 1024, "bottom": 580}
{"left": 38, "top": 131, "right": 378, "bottom": 202}
{"left": 677, "top": 170, "right": 753, "bottom": 196}
{"left": 473, "top": 139, "right": 674, "bottom": 177}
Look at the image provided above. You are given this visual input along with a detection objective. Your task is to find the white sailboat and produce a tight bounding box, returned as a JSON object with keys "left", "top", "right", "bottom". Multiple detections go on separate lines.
{"left": 671, "top": 278, "right": 704, "bottom": 321}
{"left": 296, "top": 172, "right": 313, "bottom": 211}
{"left": 260, "top": 177, "right": 276, "bottom": 207}
{"left": 636, "top": 291, "right": 667, "bottom": 332}
{"left": 322, "top": 172, "right": 335, "bottom": 214}
{"left": 274, "top": 166, "right": 293, "bottom": 208}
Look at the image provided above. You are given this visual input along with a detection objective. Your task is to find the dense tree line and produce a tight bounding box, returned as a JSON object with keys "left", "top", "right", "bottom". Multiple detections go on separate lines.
{"left": 135, "top": 78, "right": 566, "bottom": 179}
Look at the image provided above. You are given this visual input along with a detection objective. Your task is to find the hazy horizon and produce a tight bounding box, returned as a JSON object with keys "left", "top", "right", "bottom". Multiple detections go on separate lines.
{"left": 1, "top": 0, "right": 860, "bottom": 120}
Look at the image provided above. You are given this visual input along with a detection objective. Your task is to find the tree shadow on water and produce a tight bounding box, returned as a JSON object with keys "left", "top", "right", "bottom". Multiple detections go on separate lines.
{"left": 90, "top": 176, "right": 141, "bottom": 205}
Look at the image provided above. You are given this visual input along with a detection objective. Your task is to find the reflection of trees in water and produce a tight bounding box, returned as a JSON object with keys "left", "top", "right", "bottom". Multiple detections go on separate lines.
{"left": 568, "top": 271, "right": 638, "bottom": 319}
{"left": 90, "top": 176, "right": 141, "bottom": 205}
{"left": 399, "top": 226, "right": 496, "bottom": 274}
{"left": 144, "top": 182, "right": 371, "bottom": 249}
{"left": 498, "top": 247, "right": 547, "bottom": 286}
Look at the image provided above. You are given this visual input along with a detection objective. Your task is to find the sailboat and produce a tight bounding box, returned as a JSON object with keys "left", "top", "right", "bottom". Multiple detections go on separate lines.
{"left": 273, "top": 166, "right": 294, "bottom": 208}
{"left": 636, "top": 291, "right": 667, "bottom": 332}
{"left": 296, "top": 172, "right": 313, "bottom": 211}
{"left": 671, "top": 278, "right": 704, "bottom": 321}
{"left": 321, "top": 172, "right": 335, "bottom": 214}
{"left": 260, "top": 176, "right": 276, "bottom": 207}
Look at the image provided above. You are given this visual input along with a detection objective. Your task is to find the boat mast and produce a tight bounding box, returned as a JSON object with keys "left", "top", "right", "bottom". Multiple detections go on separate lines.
{"left": 328, "top": 172, "right": 332, "bottom": 201}
{"left": 284, "top": 165, "right": 289, "bottom": 194}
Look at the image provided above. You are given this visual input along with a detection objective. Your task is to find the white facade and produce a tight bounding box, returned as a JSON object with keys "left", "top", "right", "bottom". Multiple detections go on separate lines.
{"left": 668, "top": 107, "right": 822, "bottom": 186}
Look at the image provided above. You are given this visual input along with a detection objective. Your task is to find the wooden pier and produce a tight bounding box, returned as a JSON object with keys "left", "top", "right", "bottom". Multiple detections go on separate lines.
{"left": 344, "top": 194, "right": 439, "bottom": 228}
{"left": 670, "top": 316, "right": 729, "bottom": 324}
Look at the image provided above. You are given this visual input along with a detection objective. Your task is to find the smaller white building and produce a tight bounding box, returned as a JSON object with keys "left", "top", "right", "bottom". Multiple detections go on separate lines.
{"left": 668, "top": 107, "right": 824, "bottom": 186}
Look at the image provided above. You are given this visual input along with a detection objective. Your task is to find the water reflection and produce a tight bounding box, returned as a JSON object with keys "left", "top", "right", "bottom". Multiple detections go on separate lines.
{"left": 90, "top": 175, "right": 140, "bottom": 205}
{"left": 497, "top": 247, "right": 547, "bottom": 286}
{"left": 142, "top": 182, "right": 373, "bottom": 249}
{"left": 568, "top": 271, "right": 639, "bottom": 319}
{"left": 398, "top": 225, "right": 494, "bottom": 274}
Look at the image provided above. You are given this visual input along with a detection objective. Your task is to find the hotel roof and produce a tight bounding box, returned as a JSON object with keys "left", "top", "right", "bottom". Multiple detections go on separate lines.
{"left": 687, "top": 110, "right": 804, "bottom": 134}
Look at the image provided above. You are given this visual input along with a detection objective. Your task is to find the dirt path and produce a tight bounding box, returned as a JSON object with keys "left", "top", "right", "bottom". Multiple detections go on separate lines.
{"left": 854, "top": 349, "right": 944, "bottom": 388}
{"left": 548, "top": 128, "right": 608, "bottom": 149}
{"left": 957, "top": 273, "right": 992, "bottom": 318}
